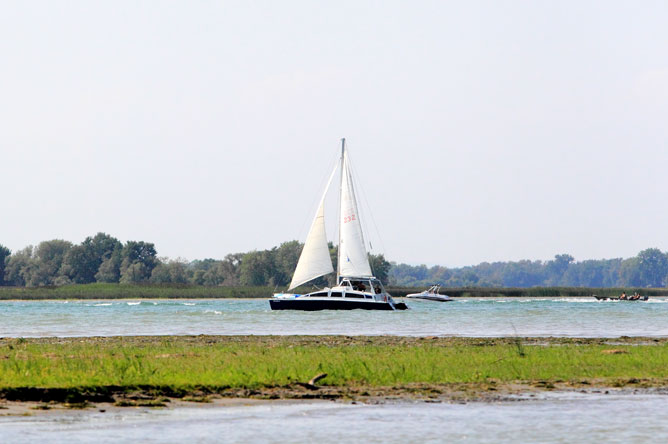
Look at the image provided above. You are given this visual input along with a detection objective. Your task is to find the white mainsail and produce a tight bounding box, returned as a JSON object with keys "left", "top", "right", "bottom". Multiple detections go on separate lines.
{"left": 288, "top": 166, "right": 337, "bottom": 290}
{"left": 338, "top": 147, "right": 373, "bottom": 278}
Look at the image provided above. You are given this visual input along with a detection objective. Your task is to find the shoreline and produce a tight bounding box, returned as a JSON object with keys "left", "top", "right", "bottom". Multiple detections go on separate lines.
{"left": 1, "top": 295, "right": 665, "bottom": 304}
{"left": 2, "top": 283, "right": 667, "bottom": 301}
{"left": 3, "top": 385, "right": 667, "bottom": 417}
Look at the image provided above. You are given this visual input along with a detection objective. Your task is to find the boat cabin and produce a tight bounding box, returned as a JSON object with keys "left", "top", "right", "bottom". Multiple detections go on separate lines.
{"left": 296, "top": 277, "right": 386, "bottom": 300}
{"left": 338, "top": 277, "right": 384, "bottom": 294}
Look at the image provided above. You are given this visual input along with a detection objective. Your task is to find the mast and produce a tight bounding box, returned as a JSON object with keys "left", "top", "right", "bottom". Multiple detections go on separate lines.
{"left": 337, "top": 138, "right": 345, "bottom": 284}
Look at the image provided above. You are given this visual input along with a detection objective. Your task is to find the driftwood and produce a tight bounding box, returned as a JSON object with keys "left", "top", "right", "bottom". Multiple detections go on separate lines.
{"left": 296, "top": 373, "right": 328, "bottom": 390}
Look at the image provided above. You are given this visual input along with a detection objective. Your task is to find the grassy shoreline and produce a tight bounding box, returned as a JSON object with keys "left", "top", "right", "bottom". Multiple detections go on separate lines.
{"left": 2, "top": 283, "right": 668, "bottom": 300}
{"left": 1, "top": 336, "right": 667, "bottom": 406}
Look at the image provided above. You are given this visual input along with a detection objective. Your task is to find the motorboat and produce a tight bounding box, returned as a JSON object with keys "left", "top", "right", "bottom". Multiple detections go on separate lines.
{"left": 405, "top": 285, "right": 453, "bottom": 302}
{"left": 594, "top": 295, "right": 649, "bottom": 301}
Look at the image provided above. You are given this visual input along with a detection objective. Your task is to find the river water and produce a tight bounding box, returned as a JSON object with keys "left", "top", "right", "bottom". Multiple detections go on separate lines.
{"left": 2, "top": 392, "right": 668, "bottom": 443}
{"left": 3, "top": 298, "right": 668, "bottom": 441}
{"left": 1, "top": 297, "right": 667, "bottom": 338}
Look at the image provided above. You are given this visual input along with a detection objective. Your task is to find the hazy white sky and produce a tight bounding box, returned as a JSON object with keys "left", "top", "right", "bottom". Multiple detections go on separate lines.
{"left": 2, "top": 1, "right": 668, "bottom": 267}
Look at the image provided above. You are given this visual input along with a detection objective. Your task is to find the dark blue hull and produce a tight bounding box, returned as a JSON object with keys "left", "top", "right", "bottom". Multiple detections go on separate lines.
{"left": 269, "top": 299, "right": 406, "bottom": 311}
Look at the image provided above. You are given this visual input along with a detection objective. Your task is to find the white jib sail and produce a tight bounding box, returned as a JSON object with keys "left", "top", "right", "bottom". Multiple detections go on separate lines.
{"left": 339, "top": 149, "right": 373, "bottom": 278}
{"left": 288, "top": 165, "right": 337, "bottom": 290}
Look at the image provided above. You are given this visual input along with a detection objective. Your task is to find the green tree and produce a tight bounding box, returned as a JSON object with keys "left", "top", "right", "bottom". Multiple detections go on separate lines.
{"left": 27, "top": 240, "right": 72, "bottom": 286}
{"left": 0, "top": 244, "right": 10, "bottom": 285}
{"left": 95, "top": 248, "right": 122, "bottom": 283}
{"left": 500, "top": 260, "right": 543, "bottom": 287}
{"left": 636, "top": 248, "right": 668, "bottom": 287}
{"left": 4, "top": 246, "right": 34, "bottom": 286}
{"left": 369, "top": 253, "right": 391, "bottom": 285}
{"left": 189, "top": 258, "right": 228, "bottom": 286}
{"left": 120, "top": 262, "right": 149, "bottom": 284}
{"left": 271, "top": 241, "right": 302, "bottom": 286}
{"left": 198, "top": 264, "right": 226, "bottom": 286}
{"left": 428, "top": 266, "right": 452, "bottom": 285}
{"left": 220, "top": 254, "right": 243, "bottom": 286}
{"left": 240, "top": 250, "right": 274, "bottom": 286}
{"left": 545, "top": 254, "right": 574, "bottom": 285}
{"left": 618, "top": 257, "right": 641, "bottom": 287}
{"left": 150, "top": 258, "right": 189, "bottom": 284}
{"left": 326, "top": 243, "right": 338, "bottom": 286}
{"left": 62, "top": 233, "right": 122, "bottom": 283}
{"left": 119, "top": 241, "right": 158, "bottom": 283}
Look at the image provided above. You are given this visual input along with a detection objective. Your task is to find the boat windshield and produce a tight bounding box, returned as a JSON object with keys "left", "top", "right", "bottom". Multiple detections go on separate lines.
{"left": 339, "top": 278, "right": 383, "bottom": 293}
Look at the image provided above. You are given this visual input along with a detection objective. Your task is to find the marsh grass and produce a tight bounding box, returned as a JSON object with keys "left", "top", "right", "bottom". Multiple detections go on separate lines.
{"left": 389, "top": 287, "right": 668, "bottom": 298}
{"left": 1, "top": 337, "right": 667, "bottom": 395}
{"left": 0, "top": 283, "right": 273, "bottom": 300}
{"left": 3, "top": 284, "right": 668, "bottom": 300}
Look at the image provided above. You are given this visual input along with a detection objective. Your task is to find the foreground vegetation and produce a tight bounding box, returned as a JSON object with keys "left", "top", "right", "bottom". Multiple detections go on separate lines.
{"left": 1, "top": 336, "right": 668, "bottom": 404}
{"left": 2, "top": 283, "right": 668, "bottom": 300}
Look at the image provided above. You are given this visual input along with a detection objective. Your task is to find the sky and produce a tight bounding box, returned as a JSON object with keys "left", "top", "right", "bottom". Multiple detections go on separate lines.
{"left": 1, "top": 1, "right": 668, "bottom": 267}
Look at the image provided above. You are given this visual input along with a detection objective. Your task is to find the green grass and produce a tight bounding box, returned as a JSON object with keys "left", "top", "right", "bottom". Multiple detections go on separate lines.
{"left": 2, "top": 283, "right": 667, "bottom": 300}
{"left": 1, "top": 337, "right": 667, "bottom": 394}
{"left": 0, "top": 283, "right": 273, "bottom": 300}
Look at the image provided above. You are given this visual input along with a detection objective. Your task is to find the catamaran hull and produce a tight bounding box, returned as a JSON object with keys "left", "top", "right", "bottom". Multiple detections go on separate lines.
{"left": 269, "top": 299, "right": 406, "bottom": 311}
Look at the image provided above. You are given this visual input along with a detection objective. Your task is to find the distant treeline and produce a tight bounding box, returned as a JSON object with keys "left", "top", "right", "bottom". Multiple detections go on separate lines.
{"left": 1, "top": 234, "right": 668, "bottom": 289}
{"left": 390, "top": 250, "right": 668, "bottom": 288}
{"left": 0, "top": 233, "right": 390, "bottom": 288}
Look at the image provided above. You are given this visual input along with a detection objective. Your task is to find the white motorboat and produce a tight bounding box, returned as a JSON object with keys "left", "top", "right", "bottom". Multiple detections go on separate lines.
{"left": 405, "top": 285, "right": 452, "bottom": 302}
{"left": 270, "top": 139, "right": 407, "bottom": 311}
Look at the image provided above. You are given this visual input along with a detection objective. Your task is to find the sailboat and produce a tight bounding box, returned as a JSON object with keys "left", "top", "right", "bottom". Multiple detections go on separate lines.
{"left": 270, "top": 139, "right": 408, "bottom": 311}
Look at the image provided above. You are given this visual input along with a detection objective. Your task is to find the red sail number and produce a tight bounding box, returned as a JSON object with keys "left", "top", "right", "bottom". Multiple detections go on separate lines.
{"left": 343, "top": 214, "right": 356, "bottom": 223}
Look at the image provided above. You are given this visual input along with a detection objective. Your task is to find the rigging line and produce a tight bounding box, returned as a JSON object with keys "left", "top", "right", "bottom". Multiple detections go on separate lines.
{"left": 344, "top": 144, "right": 384, "bottom": 279}
{"left": 345, "top": 145, "right": 388, "bottom": 258}
{"left": 345, "top": 146, "right": 373, "bottom": 253}
{"left": 294, "top": 148, "right": 340, "bottom": 245}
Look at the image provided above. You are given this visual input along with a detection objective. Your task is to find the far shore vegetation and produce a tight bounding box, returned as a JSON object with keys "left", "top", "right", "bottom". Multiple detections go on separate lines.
{"left": 2, "top": 233, "right": 668, "bottom": 291}
{"left": 2, "top": 283, "right": 668, "bottom": 300}
{"left": 1, "top": 336, "right": 667, "bottom": 404}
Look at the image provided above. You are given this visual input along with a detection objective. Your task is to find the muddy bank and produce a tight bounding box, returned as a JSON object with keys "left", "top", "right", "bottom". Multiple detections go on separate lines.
{"left": 2, "top": 334, "right": 667, "bottom": 348}
{"left": 3, "top": 382, "right": 668, "bottom": 417}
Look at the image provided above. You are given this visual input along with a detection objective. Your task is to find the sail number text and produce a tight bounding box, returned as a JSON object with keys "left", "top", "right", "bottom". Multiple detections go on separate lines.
{"left": 343, "top": 214, "right": 356, "bottom": 224}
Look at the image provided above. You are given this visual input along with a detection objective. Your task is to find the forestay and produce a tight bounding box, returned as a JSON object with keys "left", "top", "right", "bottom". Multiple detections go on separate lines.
{"left": 338, "top": 149, "right": 373, "bottom": 278}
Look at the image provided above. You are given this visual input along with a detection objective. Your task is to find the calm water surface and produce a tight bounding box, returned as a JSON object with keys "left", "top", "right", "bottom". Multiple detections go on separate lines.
{"left": 1, "top": 297, "right": 667, "bottom": 337}
{"left": 2, "top": 393, "right": 667, "bottom": 443}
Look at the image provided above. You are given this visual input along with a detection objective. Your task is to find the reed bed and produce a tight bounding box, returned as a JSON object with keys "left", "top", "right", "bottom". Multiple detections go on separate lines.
{"left": 388, "top": 286, "right": 668, "bottom": 298}
{"left": 0, "top": 283, "right": 272, "bottom": 300}
{"left": 3, "top": 283, "right": 668, "bottom": 300}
